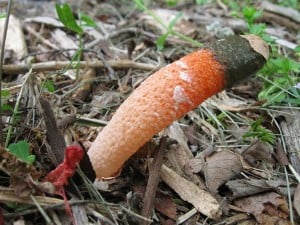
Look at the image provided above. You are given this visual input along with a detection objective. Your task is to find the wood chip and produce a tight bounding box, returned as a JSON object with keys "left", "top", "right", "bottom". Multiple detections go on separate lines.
{"left": 160, "top": 164, "right": 221, "bottom": 220}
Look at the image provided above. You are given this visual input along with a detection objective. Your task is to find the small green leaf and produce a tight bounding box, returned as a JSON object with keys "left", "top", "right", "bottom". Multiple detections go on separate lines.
{"left": 243, "top": 7, "right": 263, "bottom": 25}
{"left": 1, "top": 104, "right": 13, "bottom": 112}
{"left": 196, "top": 0, "right": 209, "bottom": 5}
{"left": 79, "top": 13, "right": 97, "bottom": 28}
{"left": 56, "top": 3, "right": 83, "bottom": 34}
{"left": 1, "top": 90, "right": 10, "bottom": 97}
{"left": 248, "top": 23, "right": 266, "bottom": 36}
{"left": 42, "top": 80, "right": 55, "bottom": 93}
{"left": 0, "top": 13, "right": 6, "bottom": 19}
{"left": 134, "top": 0, "right": 146, "bottom": 10}
{"left": 26, "top": 155, "right": 36, "bottom": 164}
{"left": 8, "top": 141, "right": 35, "bottom": 164}
{"left": 165, "top": 0, "right": 178, "bottom": 7}
{"left": 156, "top": 12, "right": 182, "bottom": 50}
{"left": 156, "top": 32, "right": 170, "bottom": 50}
{"left": 168, "top": 12, "right": 182, "bottom": 29}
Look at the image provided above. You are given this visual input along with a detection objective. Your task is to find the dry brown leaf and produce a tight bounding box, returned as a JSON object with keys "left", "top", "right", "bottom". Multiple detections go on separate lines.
{"left": 186, "top": 158, "right": 205, "bottom": 173}
{"left": 237, "top": 220, "right": 258, "bottom": 225}
{"left": 229, "top": 125, "right": 249, "bottom": 140}
{"left": 91, "top": 91, "right": 122, "bottom": 113}
{"left": 294, "top": 184, "right": 300, "bottom": 216}
{"left": 0, "top": 147, "right": 41, "bottom": 179}
{"left": 0, "top": 15, "right": 27, "bottom": 61}
{"left": 154, "top": 192, "right": 177, "bottom": 220}
{"left": 165, "top": 124, "right": 206, "bottom": 190}
{"left": 242, "top": 140, "right": 275, "bottom": 168}
{"left": 0, "top": 147, "right": 42, "bottom": 197}
{"left": 0, "top": 188, "right": 63, "bottom": 206}
{"left": 141, "top": 9, "right": 196, "bottom": 38}
{"left": 225, "top": 213, "right": 250, "bottom": 224}
{"left": 274, "top": 142, "right": 289, "bottom": 166}
{"left": 233, "top": 192, "right": 290, "bottom": 225}
{"left": 161, "top": 164, "right": 221, "bottom": 219}
{"left": 183, "top": 123, "right": 199, "bottom": 147}
{"left": 12, "top": 219, "right": 25, "bottom": 225}
{"left": 256, "top": 213, "right": 291, "bottom": 225}
{"left": 159, "top": 217, "right": 176, "bottom": 225}
{"left": 204, "top": 150, "right": 243, "bottom": 194}
{"left": 211, "top": 91, "right": 251, "bottom": 112}
{"left": 72, "top": 68, "right": 96, "bottom": 102}
{"left": 51, "top": 28, "right": 78, "bottom": 56}
{"left": 24, "top": 16, "right": 64, "bottom": 27}
{"left": 225, "top": 179, "right": 278, "bottom": 199}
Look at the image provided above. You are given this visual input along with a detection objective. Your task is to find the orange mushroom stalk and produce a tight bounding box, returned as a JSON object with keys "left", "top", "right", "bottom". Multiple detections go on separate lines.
{"left": 88, "top": 35, "right": 269, "bottom": 178}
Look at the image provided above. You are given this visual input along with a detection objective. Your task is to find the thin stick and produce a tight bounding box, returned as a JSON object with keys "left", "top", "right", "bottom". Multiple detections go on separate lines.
{"left": 3, "top": 60, "right": 158, "bottom": 75}
{"left": 30, "top": 195, "right": 54, "bottom": 225}
{"left": 5, "top": 70, "right": 32, "bottom": 147}
{"left": 0, "top": 0, "right": 13, "bottom": 144}
{"left": 141, "top": 136, "right": 168, "bottom": 225}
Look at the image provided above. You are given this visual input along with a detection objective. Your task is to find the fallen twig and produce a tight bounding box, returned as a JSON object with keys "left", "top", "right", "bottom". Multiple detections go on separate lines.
{"left": 141, "top": 136, "right": 168, "bottom": 225}
{"left": 3, "top": 60, "right": 158, "bottom": 75}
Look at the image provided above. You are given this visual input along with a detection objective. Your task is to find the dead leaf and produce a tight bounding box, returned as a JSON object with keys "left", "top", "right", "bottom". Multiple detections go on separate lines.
{"left": 233, "top": 192, "right": 290, "bottom": 225}
{"left": 13, "top": 219, "right": 25, "bottom": 225}
{"left": 24, "top": 16, "right": 64, "bottom": 27}
{"left": 186, "top": 158, "right": 204, "bottom": 173}
{"left": 256, "top": 213, "right": 291, "bottom": 225}
{"left": 226, "top": 179, "right": 277, "bottom": 199}
{"left": 242, "top": 140, "right": 275, "bottom": 168}
{"left": 294, "top": 184, "right": 300, "bottom": 216}
{"left": 211, "top": 91, "right": 252, "bottom": 112}
{"left": 158, "top": 217, "right": 176, "bottom": 225}
{"left": 183, "top": 123, "right": 199, "bottom": 147}
{"left": 204, "top": 150, "right": 243, "bottom": 194}
{"left": 161, "top": 164, "right": 221, "bottom": 220}
{"left": 165, "top": 123, "right": 207, "bottom": 190}
{"left": 0, "top": 15, "right": 27, "bottom": 61}
{"left": 226, "top": 177, "right": 296, "bottom": 201}
{"left": 0, "top": 147, "right": 42, "bottom": 197}
{"left": 224, "top": 213, "right": 250, "bottom": 224}
{"left": 154, "top": 192, "right": 177, "bottom": 220}
{"left": 274, "top": 141, "right": 289, "bottom": 166}
{"left": 186, "top": 145, "right": 216, "bottom": 174}
{"left": 91, "top": 91, "right": 122, "bottom": 113}
{"left": 237, "top": 220, "right": 257, "bottom": 225}
{"left": 51, "top": 28, "right": 78, "bottom": 56}
{"left": 72, "top": 68, "right": 96, "bottom": 102}
{"left": 141, "top": 9, "right": 196, "bottom": 38}
{"left": 229, "top": 125, "right": 249, "bottom": 141}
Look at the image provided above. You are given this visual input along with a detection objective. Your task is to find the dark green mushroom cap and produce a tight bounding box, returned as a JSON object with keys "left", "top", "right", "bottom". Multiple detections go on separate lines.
{"left": 207, "top": 35, "right": 269, "bottom": 88}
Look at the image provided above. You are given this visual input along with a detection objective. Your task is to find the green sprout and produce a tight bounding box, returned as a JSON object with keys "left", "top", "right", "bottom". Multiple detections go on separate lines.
{"left": 55, "top": 3, "right": 97, "bottom": 78}
{"left": 243, "top": 117, "right": 276, "bottom": 145}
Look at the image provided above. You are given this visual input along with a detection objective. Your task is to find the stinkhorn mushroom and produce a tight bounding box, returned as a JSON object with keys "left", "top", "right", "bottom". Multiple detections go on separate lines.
{"left": 88, "top": 35, "right": 269, "bottom": 178}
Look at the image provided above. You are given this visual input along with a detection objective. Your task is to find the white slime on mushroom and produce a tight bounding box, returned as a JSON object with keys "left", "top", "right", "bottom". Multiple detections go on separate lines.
{"left": 173, "top": 85, "right": 192, "bottom": 112}
{"left": 175, "top": 60, "right": 188, "bottom": 69}
{"left": 179, "top": 71, "right": 192, "bottom": 83}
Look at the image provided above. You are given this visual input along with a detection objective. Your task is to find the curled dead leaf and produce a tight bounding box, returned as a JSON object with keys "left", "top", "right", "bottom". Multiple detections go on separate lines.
{"left": 154, "top": 192, "right": 177, "bottom": 220}
{"left": 242, "top": 140, "right": 275, "bottom": 168}
{"left": 233, "top": 192, "right": 290, "bottom": 225}
{"left": 204, "top": 150, "right": 243, "bottom": 194}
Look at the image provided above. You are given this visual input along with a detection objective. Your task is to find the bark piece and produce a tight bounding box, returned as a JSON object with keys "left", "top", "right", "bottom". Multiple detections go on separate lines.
{"left": 160, "top": 164, "right": 221, "bottom": 220}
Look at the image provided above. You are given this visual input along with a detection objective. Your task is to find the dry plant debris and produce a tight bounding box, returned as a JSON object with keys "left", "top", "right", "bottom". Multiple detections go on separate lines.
{"left": 0, "top": 0, "right": 299, "bottom": 225}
